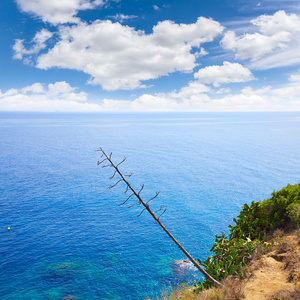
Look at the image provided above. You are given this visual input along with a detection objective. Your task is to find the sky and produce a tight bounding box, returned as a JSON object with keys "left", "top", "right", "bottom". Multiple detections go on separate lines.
{"left": 1, "top": 0, "right": 300, "bottom": 112}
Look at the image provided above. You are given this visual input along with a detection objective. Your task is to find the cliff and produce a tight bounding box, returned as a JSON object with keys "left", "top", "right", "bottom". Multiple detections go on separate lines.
{"left": 159, "top": 183, "right": 300, "bottom": 300}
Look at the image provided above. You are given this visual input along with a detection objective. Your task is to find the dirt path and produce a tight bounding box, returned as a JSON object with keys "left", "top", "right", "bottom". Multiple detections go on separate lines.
{"left": 243, "top": 255, "right": 290, "bottom": 299}
{"left": 243, "top": 233, "right": 300, "bottom": 300}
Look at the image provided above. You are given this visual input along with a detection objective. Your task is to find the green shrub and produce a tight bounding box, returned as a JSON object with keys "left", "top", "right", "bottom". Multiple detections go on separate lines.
{"left": 288, "top": 202, "right": 300, "bottom": 225}
{"left": 229, "top": 201, "right": 265, "bottom": 240}
{"left": 260, "top": 183, "right": 300, "bottom": 229}
{"left": 194, "top": 183, "right": 300, "bottom": 292}
{"left": 194, "top": 233, "right": 258, "bottom": 291}
{"left": 230, "top": 183, "right": 300, "bottom": 239}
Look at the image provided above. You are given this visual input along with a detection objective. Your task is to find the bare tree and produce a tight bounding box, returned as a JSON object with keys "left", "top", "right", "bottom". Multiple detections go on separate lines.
{"left": 97, "top": 147, "right": 221, "bottom": 287}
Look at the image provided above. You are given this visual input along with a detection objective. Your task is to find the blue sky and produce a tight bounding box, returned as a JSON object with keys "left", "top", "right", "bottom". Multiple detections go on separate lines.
{"left": 1, "top": 0, "right": 300, "bottom": 112}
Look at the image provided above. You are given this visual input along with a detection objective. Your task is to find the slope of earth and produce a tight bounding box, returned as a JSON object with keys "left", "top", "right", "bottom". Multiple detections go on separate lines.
{"left": 243, "top": 230, "right": 300, "bottom": 300}
{"left": 159, "top": 229, "right": 300, "bottom": 300}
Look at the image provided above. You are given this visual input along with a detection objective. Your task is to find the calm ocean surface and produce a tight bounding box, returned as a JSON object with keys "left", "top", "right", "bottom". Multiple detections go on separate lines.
{"left": 0, "top": 112, "right": 300, "bottom": 299}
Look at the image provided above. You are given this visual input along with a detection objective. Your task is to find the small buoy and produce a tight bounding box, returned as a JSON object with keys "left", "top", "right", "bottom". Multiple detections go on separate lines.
{"left": 8, "top": 227, "right": 10, "bottom": 231}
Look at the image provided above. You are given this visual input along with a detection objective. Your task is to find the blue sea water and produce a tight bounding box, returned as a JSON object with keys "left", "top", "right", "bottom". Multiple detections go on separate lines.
{"left": 0, "top": 112, "right": 300, "bottom": 300}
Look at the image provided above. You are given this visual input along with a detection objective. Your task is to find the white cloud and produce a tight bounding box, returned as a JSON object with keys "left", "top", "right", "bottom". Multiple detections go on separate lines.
{"left": 221, "top": 10, "right": 300, "bottom": 69}
{"left": 288, "top": 74, "right": 300, "bottom": 82}
{"left": 0, "top": 81, "right": 94, "bottom": 112}
{"left": 98, "top": 70, "right": 300, "bottom": 112}
{"left": 214, "top": 87, "right": 231, "bottom": 94}
{"left": 153, "top": 17, "right": 224, "bottom": 47}
{"left": 195, "top": 47, "right": 209, "bottom": 57}
{"left": 101, "top": 93, "right": 210, "bottom": 112}
{"left": 132, "top": 94, "right": 181, "bottom": 111}
{"left": 194, "top": 61, "right": 255, "bottom": 87}
{"left": 221, "top": 30, "right": 290, "bottom": 60}
{"left": 208, "top": 93, "right": 271, "bottom": 111}
{"left": 271, "top": 73, "right": 300, "bottom": 97}
{"left": 251, "top": 10, "right": 300, "bottom": 35}
{"left": 47, "top": 81, "right": 76, "bottom": 96}
{"left": 13, "top": 29, "right": 53, "bottom": 61}
{"left": 0, "top": 88, "right": 19, "bottom": 97}
{"left": 108, "top": 13, "right": 137, "bottom": 23}
{"left": 168, "top": 81, "right": 211, "bottom": 98}
{"left": 21, "top": 83, "right": 45, "bottom": 94}
{"left": 2, "top": 76, "right": 300, "bottom": 112}
{"left": 34, "top": 18, "right": 223, "bottom": 91}
{"left": 241, "top": 86, "right": 271, "bottom": 95}
{"left": 248, "top": 46, "right": 300, "bottom": 69}
{"left": 101, "top": 91, "right": 299, "bottom": 112}
{"left": 15, "top": 0, "right": 106, "bottom": 25}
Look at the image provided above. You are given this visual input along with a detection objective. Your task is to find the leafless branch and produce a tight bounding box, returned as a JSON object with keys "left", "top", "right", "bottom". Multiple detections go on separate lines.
{"left": 124, "top": 186, "right": 129, "bottom": 194}
{"left": 153, "top": 207, "right": 166, "bottom": 223}
{"left": 154, "top": 206, "right": 165, "bottom": 213}
{"left": 137, "top": 208, "right": 147, "bottom": 217}
{"left": 158, "top": 208, "right": 167, "bottom": 219}
{"left": 119, "top": 193, "right": 134, "bottom": 206}
{"left": 128, "top": 200, "right": 141, "bottom": 208}
{"left": 138, "top": 184, "right": 144, "bottom": 196}
{"left": 109, "top": 170, "right": 118, "bottom": 180}
{"left": 108, "top": 179, "right": 123, "bottom": 189}
{"left": 97, "top": 158, "right": 107, "bottom": 165}
{"left": 116, "top": 157, "right": 127, "bottom": 168}
{"left": 146, "top": 191, "right": 160, "bottom": 204}
{"left": 124, "top": 173, "right": 133, "bottom": 177}
{"left": 102, "top": 164, "right": 113, "bottom": 168}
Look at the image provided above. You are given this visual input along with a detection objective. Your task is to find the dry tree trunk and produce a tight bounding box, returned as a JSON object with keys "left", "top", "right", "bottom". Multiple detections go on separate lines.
{"left": 97, "top": 147, "right": 221, "bottom": 287}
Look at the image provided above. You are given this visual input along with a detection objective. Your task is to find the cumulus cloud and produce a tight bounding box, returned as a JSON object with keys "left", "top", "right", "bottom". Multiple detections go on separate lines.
{"left": 241, "top": 86, "right": 271, "bottom": 95}
{"left": 153, "top": 17, "right": 223, "bottom": 47}
{"left": 101, "top": 94, "right": 206, "bottom": 112}
{"left": 99, "top": 70, "right": 300, "bottom": 112}
{"left": 289, "top": 74, "right": 300, "bottom": 82}
{"left": 271, "top": 72, "right": 300, "bottom": 97}
{"left": 194, "top": 62, "right": 255, "bottom": 87}
{"left": 221, "top": 10, "right": 300, "bottom": 69}
{"left": 99, "top": 81, "right": 212, "bottom": 111}
{"left": 208, "top": 93, "right": 271, "bottom": 111}
{"left": 196, "top": 47, "right": 209, "bottom": 57}
{"left": 47, "top": 81, "right": 77, "bottom": 96}
{"left": 101, "top": 90, "right": 299, "bottom": 112}
{"left": 21, "top": 83, "right": 45, "bottom": 94}
{"left": 13, "top": 29, "right": 53, "bottom": 62}
{"left": 221, "top": 30, "right": 290, "bottom": 60}
{"left": 15, "top": 0, "right": 106, "bottom": 25}
{"left": 214, "top": 87, "right": 231, "bottom": 94}
{"left": 2, "top": 76, "right": 300, "bottom": 112}
{"left": 168, "top": 81, "right": 211, "bottom": 98}
{"left": 0, "top": 88, "right": 19, "bottom": 98}
{"left": 251, "top": 10, "right": 300, "bottom": 35}
{"left": 101, "top": 63, "right": 255, "bottom": 111}
{"left": 0, "top": 81, "right": 97, "bottom": 112}
{"left": 34, "top": 18, "right": 223, "bottom": 91}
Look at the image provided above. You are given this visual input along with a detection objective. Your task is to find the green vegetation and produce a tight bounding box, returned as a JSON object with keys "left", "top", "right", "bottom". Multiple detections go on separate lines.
{"left": 194, "top": 183, "right": 300, "bottom": 291}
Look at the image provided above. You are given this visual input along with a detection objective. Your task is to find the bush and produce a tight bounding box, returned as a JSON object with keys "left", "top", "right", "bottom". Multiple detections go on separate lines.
{"left": 194, "top": 183, "right": 300, "bottom": 292}
{"left": 195, "top": 234, "right": 259, "bottom": 291}
{"left": 260, "top": 183, "right": 300, "bottom": 229}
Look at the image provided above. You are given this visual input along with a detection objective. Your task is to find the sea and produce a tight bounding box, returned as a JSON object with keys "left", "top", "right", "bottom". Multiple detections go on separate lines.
{"left": 0, "top": 112, "right": 299, "bottom": 300}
